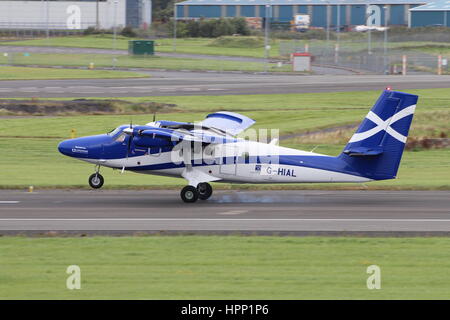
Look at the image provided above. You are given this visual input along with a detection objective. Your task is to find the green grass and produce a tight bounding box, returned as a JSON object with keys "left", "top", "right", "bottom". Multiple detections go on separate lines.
{"left": 0, "top": 66, "right": 148, "bottom": 80}
{"left": 0, "top": 89, "right": 449, "bottom": 189}
{"left": 0, "top": 35, "right": 280, "bottom": 58}
{"left": 2, "top": 35, "right": 448, "bottom": 58}
{"left": 0, "top": 52, "right": 290, "bottom": 72}
{"left": 0, "top": 34, "right": 133, "bottom": 50}
{"left": 1, "top": 236, "right": 450, "bottom": 299}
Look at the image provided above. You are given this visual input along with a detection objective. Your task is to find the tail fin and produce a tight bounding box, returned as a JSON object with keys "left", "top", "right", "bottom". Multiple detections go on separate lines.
{"left": 339, "top": 90, "right": 418, "bottom": 180}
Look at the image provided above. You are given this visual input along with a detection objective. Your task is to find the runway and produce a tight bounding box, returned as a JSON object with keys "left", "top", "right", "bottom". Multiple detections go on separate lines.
{"left": 1, "top": 189, "right": 449, "bottom": 235}
{"left": 2, "top": 73, "right": 450, "bottom": 98}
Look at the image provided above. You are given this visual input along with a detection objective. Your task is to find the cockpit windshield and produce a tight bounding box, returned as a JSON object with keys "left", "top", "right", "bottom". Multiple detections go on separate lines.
{"left": 107, "top": 125, "right": 131, "bottom": 137}
{"left": 107, "top": 127, "right": 123, "bottom": 136}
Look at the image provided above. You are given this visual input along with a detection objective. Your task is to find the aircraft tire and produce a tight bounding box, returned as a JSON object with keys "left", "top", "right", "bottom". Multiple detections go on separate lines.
{"left": 181, "top": 185, "right": 199, "bottom": 203}
{"left": 197, "top": 183, "right": 213, "bottom": 200}
{"left": 89, "top": 173, "right": 104, "bottom": 189}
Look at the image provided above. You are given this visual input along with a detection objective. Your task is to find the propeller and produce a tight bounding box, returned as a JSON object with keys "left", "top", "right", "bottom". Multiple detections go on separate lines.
{"left": 122, "top": 120, "right": 133, "bottom": 174}
{"left": 126, "top": 120, "right": 133, "bottom": 158}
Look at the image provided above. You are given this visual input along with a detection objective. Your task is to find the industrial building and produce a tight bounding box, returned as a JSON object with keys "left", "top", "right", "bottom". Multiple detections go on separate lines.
{"left": 0, "top": 0, "right": 447, "bottom": 30}
{"left": 175, "top": 0, "right": 429, "bottom": 27}
{"left": 0, "top": 0, "right": 151, "bottom": 29}
{"left": 409, "top": 0, "right": 450, "bottom": 26}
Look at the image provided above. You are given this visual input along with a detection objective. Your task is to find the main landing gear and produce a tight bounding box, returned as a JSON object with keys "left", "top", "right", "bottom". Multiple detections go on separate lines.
{"left": 180, "top": 182, "right": 213, "bottom": 203}
{"left": 89, "top": 165, "right": 104, "bottom": 189}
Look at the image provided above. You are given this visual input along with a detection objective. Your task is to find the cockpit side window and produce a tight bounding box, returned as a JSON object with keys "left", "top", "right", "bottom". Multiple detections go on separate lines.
{"left": 114, "top": 132, "right": 127, "bottom": 142}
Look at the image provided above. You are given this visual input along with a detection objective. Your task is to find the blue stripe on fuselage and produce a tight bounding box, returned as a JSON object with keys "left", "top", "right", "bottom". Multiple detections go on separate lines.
{"left": 125, "top": 154, "right": 382, "bottom": 180}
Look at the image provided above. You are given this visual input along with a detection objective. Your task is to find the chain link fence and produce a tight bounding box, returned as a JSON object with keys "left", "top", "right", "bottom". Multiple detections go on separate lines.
{"left": 279, "top": 35, "right": 449, "bottom": 75}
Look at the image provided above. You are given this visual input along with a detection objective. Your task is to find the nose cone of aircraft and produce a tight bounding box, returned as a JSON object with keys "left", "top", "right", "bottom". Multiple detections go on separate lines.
{"left": 58, "top": 138, "right": 90, "bottom": 158}
{"left": 58, "top": 140, "right": 73, "bottom": 156}
{"left": 58, "top": 135, "right": 108, "bottom": 159}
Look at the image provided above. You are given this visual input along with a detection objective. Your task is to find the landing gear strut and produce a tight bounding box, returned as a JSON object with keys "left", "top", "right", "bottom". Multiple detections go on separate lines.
{"left": 180, "top": 183, "right": 213, "bottom": 203}
{"left": 89, "top": 165, "right": 104, "bottom": 189}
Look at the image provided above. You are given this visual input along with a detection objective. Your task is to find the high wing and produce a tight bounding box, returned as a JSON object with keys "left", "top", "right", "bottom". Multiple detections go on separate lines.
{"left": 199, "top": 111, "right": 255, "bottom": 136}
{"left": 124, "top": 126, "right": 237, "bottom": 147}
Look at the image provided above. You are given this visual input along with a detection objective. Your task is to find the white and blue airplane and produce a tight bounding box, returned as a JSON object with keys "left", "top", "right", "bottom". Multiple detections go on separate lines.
{"left": 58, "top": 89, "right": 418, "bottom": 202}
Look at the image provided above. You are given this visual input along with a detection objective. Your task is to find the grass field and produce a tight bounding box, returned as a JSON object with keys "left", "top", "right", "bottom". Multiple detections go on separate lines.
{"left": 2, "top": 35, "right": 448, "bottom": 58}
{"left": 0, "top": 66, "right": 148, "bottom": 80}
{"left": 0, "top": 52, "right": 290, "bottom": 72}
{"left": 1, "top": 236, "right": 450, "bottom": 299}
{"left": 0, "top": 89, "right": 449, "bottom": 189}
{"left": 0, "top": 35, "right": 281, "bottom": 58}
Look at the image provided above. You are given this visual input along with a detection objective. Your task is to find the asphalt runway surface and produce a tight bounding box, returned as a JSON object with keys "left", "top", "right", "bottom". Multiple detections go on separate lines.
{"left": 1, "top": 189, "right": 449, "bottom": 235}
{"left": 1, "top": 73, "right": 450, "bottom": 98}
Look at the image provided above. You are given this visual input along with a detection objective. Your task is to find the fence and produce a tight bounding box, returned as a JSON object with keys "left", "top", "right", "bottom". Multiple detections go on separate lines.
{"left": 279, "top": 36, "right": 449, "bottom": 75}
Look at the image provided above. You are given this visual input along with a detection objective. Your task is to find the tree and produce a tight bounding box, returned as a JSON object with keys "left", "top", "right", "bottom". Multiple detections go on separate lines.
{"left": 231, "top": 17, "right": 250, "bottom": 35}
{"left": 187, "top": 20, "right": 200, "bottom": 37}
{"left": 213, "top": 18, "right": 237, "bottom": 37}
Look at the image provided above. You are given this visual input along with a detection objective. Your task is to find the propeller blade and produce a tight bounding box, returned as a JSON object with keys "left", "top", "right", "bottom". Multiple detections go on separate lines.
{"left": 126, "top": 121, "right": 133, "bottom": 159}
{"left": 126, "top": 134, "right": 132, "bottom": 159}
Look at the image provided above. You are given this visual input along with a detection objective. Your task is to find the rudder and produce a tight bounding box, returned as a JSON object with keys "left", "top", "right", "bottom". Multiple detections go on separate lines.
{"left": 339, "top": 90, "right": 418, "bottom": 180}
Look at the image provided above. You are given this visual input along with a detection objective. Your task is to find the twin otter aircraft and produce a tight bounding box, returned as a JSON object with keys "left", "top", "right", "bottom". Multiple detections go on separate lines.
{"left": 58, "top": 90, "right": 418, "bottom": 202}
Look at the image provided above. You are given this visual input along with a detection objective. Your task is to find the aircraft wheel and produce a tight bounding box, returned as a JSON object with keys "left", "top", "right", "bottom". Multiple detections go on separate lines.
{"left": 89, "top": 173, "right": 104, "bottom": 189}
{"left": 197, "top": 182, "right": 213, "bottom": 200}
{"left": 181, "top": 186, "right": 199, "bottom": 203}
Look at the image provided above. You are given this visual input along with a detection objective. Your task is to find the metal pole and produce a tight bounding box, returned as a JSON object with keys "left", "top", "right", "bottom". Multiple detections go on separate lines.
{"left": 149, "top": 0, "right": 152, "bottom": 27}
{"left": 45, "top": 0, "right": 49, "bottom": 38}
{"left": 96, "top": 0, "right": 99, "bottom": 29}
{"left": 173, "top": 4, "right": 177, "bottom": 52}
{"left": 402, "top": 54, "right": 407, "bottom": 75}
{"left": 336, "top": 3, "right": 340, "bottom": 63}
{"left": 366, "top": 4, "right": 372, "bottom": 55}
{"left": 337, "top": 4, "right": 340, "bottom": 42}
{"left": 383, "top": 6, "right": 388, "bottom": 74}
{"left": 113, "top": 0, "right": 117, "bottom": 50}
{"left": 264, "top": 2, "right": 271, "bottom": 71}
{"left": 326, "top": 2, "right": 330, "bottom": 47}
{"left": 438, "top": 55, "right": 442, "bottom": 75}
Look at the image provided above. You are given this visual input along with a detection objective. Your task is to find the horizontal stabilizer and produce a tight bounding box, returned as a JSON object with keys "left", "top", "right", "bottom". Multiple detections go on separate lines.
{"left": 343, "top": 146, "right": 383, "bottom": 157}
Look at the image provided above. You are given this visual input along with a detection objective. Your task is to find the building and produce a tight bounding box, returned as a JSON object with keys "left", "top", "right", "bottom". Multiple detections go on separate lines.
{"left": 175, "top": 0, "right": 428, "bottom": 28}
{"left": 0, "top": 0, "right": 151, "bottom": 30}
{"left": 409, "top": 0, "right": 450, "bottom": 26}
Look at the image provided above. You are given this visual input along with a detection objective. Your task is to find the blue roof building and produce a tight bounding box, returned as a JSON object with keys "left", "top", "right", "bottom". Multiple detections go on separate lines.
{"left": 409, "top": 0, "right": 450, "bottom": 26}
{"left": 175, "top": 0, "right": 428, "bottom": 27}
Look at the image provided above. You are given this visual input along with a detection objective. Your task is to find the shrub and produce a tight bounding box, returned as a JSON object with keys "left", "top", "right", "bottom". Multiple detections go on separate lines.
{"left": 167, "top": 18, "right": 251, "bottom": 38}
{"left": 209, "top": 36, "right": 264, "bottom": 48}
{"left": 230, "top": 17, "right": 251, "bottom": 35}
{"left": 120, "top": 26, "right": 137, "bottom": 37}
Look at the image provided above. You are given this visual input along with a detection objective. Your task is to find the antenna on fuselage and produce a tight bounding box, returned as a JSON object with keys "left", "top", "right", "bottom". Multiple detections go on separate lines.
{"left": 153, "top": 112, "right": 156, "bottom": 122}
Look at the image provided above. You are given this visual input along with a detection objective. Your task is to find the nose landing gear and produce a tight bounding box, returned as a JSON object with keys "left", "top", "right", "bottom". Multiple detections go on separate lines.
{"left": 180, "top": 182, "right": 213, "bottom": 203}
{"left": 89, "top": 165, "right": 104, "bottom": 189}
